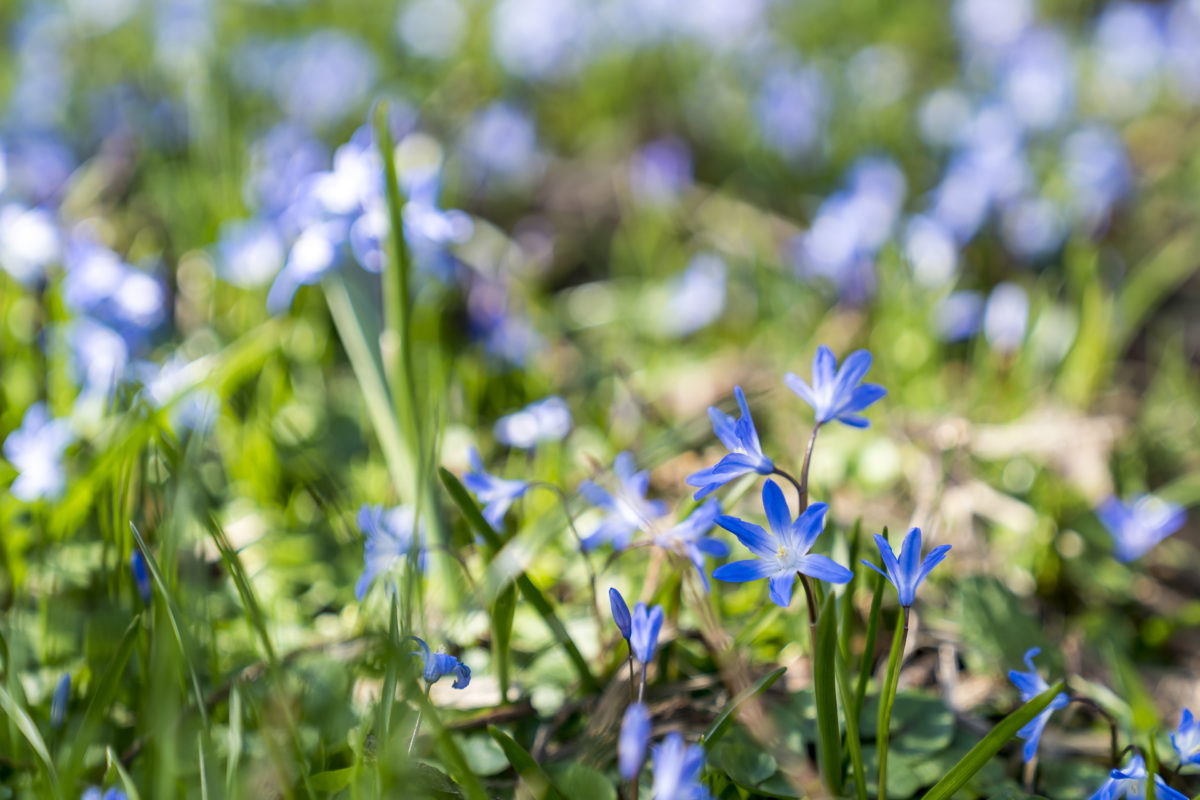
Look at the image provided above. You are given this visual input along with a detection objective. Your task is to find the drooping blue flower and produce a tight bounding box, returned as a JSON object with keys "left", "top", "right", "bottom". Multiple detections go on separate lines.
{"left": 654, "top": 499, "right": 729, "bottom": 591}
{"left": 130, "top": 551, "right": 152, "bottom": 605}
{"left": 355, "top": 504, "right": 427, "bottom": 601}
{"left": 650, "top": 732, "right": 711, "bottom": 800}
{"left": 619, "top": 702, "right": 651, "bottom": 780}
{"left": 462, "top": 448, "right": 530, "bottom": 529}
{"left": 1096, "top": 494, "right": 1186, "bottom": 563}
{"left": 409, "top": 637, "right": 470, "bottom": 689}
{"left": 3, "top": 403, "right": 74, "bottom": 502}
{"left": 50, "top": 673, "right": 70, "bottom": 728}
{"left": 686, "top": 386, "right": 774, "bottom": 500}
{"left": 1171, "top": 708, "right": 1200, "bottom": 766}
{"left": 1087, "top": 752, "right": 1188, "bottom": 800}
{"left": 784, "top": 346, "right": 886, "bottom": 429}
{"left": 629, "top": 602, "right": 664, "bottom": 664}
{"left": 712, "top": 481, "right": 852, "bottom": 607}
{"left": 862, "top": 527, "right": 951, "bottom": 608}
{"left": 1007, "top": 647, "right": 1069, "bottom": 762}
{"left": 494, "top": 396, "right": 572, "bottom": 449}
{"left": 610, "top": 587, "right": 632, "bottom": 641}
{"left": 578, "top": 452, "right": 668, "bottom": 551}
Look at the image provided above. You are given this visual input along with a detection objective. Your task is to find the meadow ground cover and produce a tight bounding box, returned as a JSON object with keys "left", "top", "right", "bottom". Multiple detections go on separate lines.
{"left": 1, "top": 0, "right": 1200, "bottom": 798}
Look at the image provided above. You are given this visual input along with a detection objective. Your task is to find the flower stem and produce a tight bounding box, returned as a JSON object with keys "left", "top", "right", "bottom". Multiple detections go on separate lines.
{"left": 534, "top": 482, "right": 604, "bottom": 635}
{"left": 877, "top": 608, "right": 909, "bottom": 800}
{"left": 1068, "top": 695, "right": 1120, "bottom": 766}
{"left": 628, "top": 656, "right": 636, "bottom": 704}
{"left": 799, "top": 574, "right": 819, "bottom": 632}
{"left": 638, "top": 662, "right": 647, "bottom": 705}
{"left": 798, "top": 427, "right": 820, "bottom": 511}
{"left": 772, "top": 467, "right": 805, "bottom": 510}
{"left": 408, "top": 683, "right": 432, "bottom": 754}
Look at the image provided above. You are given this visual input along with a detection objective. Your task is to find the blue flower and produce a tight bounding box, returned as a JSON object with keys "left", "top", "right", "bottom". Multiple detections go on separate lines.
{"left": 610, "top": 587, "right": 632, "bottom": 641}
{"left": 862, "top": 527, "right": 951, "bottom": 608}
{"left": 409, "top": 637, "right": 471, "bottom": 689}
{"left": 1087, "top": 753, "right": 1188, "bottom": 800}
{"left": 784, "top": 346, "right": 886, "bottom": 429}
{"left": 654, "top": 499, "right": 729, "bottom": 591}
{"left": 1172, "top": 708, "right": 1200, "bottom": 766}
{"left": 130, "top": 551, "right": 152, "bottom": 605}
{"left": 651, "top": 732, "right": 711, "bottom": 800}
{"left": 619, "top": 702, "right": 651, "bottom": 780}
{"left": 578, "top": 452, "right": 668, "bottom": 551}
{"left": 1007, "top": 648, "right": 1069, "bottom": 762}
{"left": 630, "top": 602, "right": 664, "bottom": 664}
{"left": 712, "top": 481, "right": 852, "bottom": 607}
{"left": 494, "top": 396, "right": 572, "bottom": 449}
{"left": 81, "top": 789, "right": 127, "bottom": 800}
{"left": 3, "top": 403, "right": 74, "bottom": 502}
{"left": 686, "top": 386, "right": 774, "bottom": 500}
{"left": 50, "top": 672, "right": 70, "bottom": 728}
{"left": 1096, "top": 494, "right": 1186, "bottom": 563}
{"left": 355, "top": 504, "right": 427, "bottom": 601}
{"left": 462, "top": 448, "right": 530, "bottom": 529}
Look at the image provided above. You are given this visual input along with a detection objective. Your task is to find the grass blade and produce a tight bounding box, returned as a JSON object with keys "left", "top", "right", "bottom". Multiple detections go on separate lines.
{"left": 814, "top": 592, "right": 843, "bottom": 793}
{"left": 834, "top": 642, "right": 868, "bottom": 800}
{"left": 440, "top": 468, "right": 599, "bottom": 692}
{"left": 876, "top": 612, "right": 907, "bottom": 800}
{"left": 701, "top": 666, "right": 787, "bottom": 750}
{"left": 488, "top": 725, "right": 564, "bottom": 800}
{"left": 0, "top": 684, "right": 61, "bottom": 799}
{"left": 839, "top": 518, "right": 862, "bottom": 659}
{"left": 918, "top": 680, "right": 1065, "bottom": 800}
{"left": 854, "top": 528, "right": 889, "bottom": 726}
{"left": 493, "top": 584, "right": 518, "bottom": 703}
{"left": 106, "top": 746, "right": 142, "bottom": 800}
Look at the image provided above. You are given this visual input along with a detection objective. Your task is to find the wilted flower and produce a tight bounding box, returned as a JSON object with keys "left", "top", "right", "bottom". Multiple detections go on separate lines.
{"left": 462, "top": 448, "right": 530, "bottom": 528}
{"left": 784, "top": 346, "right": 886, "bottom": 429}
{"left": 713, "top": 481, "right": 852, "bottom": 607}
{"left": 1087, "top": 752, "right": 1188, "bottom": 800}
{"left": 1172, "top": 708, "right": 1200, "bottom": 766}
{"left": 409, "top": 637, "right": 470, "bottom": 689}
{"left": 1007, "top": 647, "right": 1069, "bottom": 762}
{"left": 355, "top": 504, "right": 426, "bottom": 601}
{"left": 130, "top": 550, "right": 152, "bottom": 605}
{"left": 50, "top": 673, "right": 70, "bottom": 728}
{"left": 651, "top": 732, "right": 710, "bottom": 800}
{"left": 687, "top": 386, "right": 773, "bottom": 500}
{"left": 619, "top": 702, "right": 651, "bottom": 780}
{"left": 654, "top": 499, "right": 729, "bottom": 590}
{"left": 494, "top": 396, "right": 572, "bottom": 449}
{"left": 629, "top": 602, "right": 664, "bottom": 664}
{"left": 862, "top": 527, "right": 951, "bottom": 608}
{"left": 578, "top": 452, "right": 668, "bottom": 551}
{"left": 1096, "top": 494, "right": 1185, "bottom": 563}
{"left": 3, "top": 403, "right": 74, "bottom": 502}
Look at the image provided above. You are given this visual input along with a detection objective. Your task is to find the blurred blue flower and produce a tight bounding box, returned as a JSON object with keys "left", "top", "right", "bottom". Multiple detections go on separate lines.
{"left": 3, "top": 403, "right": 73, "bottom": 502}
{"left": 629, "top": 138, "right": 693, "bottom": 206}
{"left": 863, "top": 528, "right": 951, "bottom": 608}
{"left": 0, "top": 203, "right": 61, "bottom": 285}
{"left": 756, "top": 64, "right": 827, "bottom": 159}
{"left": 784, "top": 345, "right": 886, "bottom": 429}
{"left": 466, "top": 279, "right": 543, "bottom": 366}
{"left": 81, "top": 789, "right": 127, "bottom": 800}
{"left": 154, "top": 0, "right": 213, "bottom": 75}
{"left": 953, "top": 0, "right": 1034, "bottom": 57}
{"left": 982, "top": 282, "right": 1029, "bottom": 353}
{"left": 654, "top": 498, "right": 729, "bottom": 590}
{"left": 1090, "top": 2, "right": 1166, "bottom": 118}
{"left": 1168, "top": 1, "right": 1200, "bottom": 102}
{"left": 1062, "top": 125, "right": 1131, "bottom": 231}
{"left": 397, "top": 0, "right": 466, "bottom": 60}
{"left": 462, "top": 448, "right": 530, "bottom": 528}
{"left": 1007, "top": 647, "right": 1069, "bottom": 762}
{"left": 62, "top": 237, "right": 167, "bottom": 348}
{"left": 629, "top": 602, "right": 664, "bottom": 664}
{"left": 619, "top": 702, "right": 651, "bottom": 780}
{"left": 934, "top": 290, "right": 985, "bottom": 343}
{"left": 266, "top": 219, "right": 347, "bottom": 313}
{"left": 461, "top": 103, "right": 542, "bottom": 186}
{"left": 130, "top": 550, "right": 152, "bottom": 605}
{"left": 1096, "top": 494, "right": 1186, "bottom": 563}
{"left": 355, "top": 504, "right": 427, "bottom": 601}
{"left": 410, "top": 636, "right": 470, "bottom": 689}
{"left": 713, "top": 481, "right": 851, "bottom": 606}
{"left": 244, "top": 123, "right": 327, "bottom": 221}
{"left": 1001, "top": 196, "right": 1065, "bottom": 260}
{"left": 494, "top": 396, "right": 572, "bottom": 449}
{"left": 216, "top": 219, "right": 285, "bottom": 288}
{"left": 905, "top": 214, "right": 960, "bottom": 288}
{"left": 657, "top": 254, "right": 726, "bottom": 338}
{"left": 651, "top": 732, "right": 710, "bottom": 800}
{"left": 578, "top": 452, "right": 668, "bottom": 551}
{"left": 610, "top": 587, "right": 632, "bottom": 641}
{"left": 687, "top": 386, "right": 773, "bottom": 499}
{"left": 1171, "top": 708, "right": 1200, "bottom": 766}
{"left": 492, "top": 0, "right": 591, "bottom": 81}
{"left": 1088, "top": 752, "right": 1188, "bottom": 800}
{"left": 1000, "top": 28, "right": 1075, "bottom": 131}
{"left": 136, "top": 355, "right": 219, "bottom": 434}
{"left": 50, "top": 672, "right": 69, "bottom": 728}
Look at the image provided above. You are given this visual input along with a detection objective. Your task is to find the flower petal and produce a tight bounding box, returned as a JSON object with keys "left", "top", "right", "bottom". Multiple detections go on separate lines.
{"left": 762, "top": 480, "right": 792, "bottom": 539}
{"left": 796, "top": 553, "right": 853, "bottom": 584}
{"left": 717, "top": 515, "right": 775, "bottom": 558}
{"left": 713, "top": 559, "right": 776, "bottom": 583}
{"left": 768, "top": 572, "right": 796, "bottom": 607}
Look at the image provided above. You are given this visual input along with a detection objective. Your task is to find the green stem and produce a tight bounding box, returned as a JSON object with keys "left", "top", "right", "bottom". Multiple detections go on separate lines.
{"left": 854, "top": 569, "right": 886, "bottom": 726}
{"left": 877, "top": 608, "right": 909, "bottom": 800}
{"left": 835, "top": 644, "right": 868, "bottom": 800}
{"left": 798, "top": 426, "right": 820, "bottom": 511}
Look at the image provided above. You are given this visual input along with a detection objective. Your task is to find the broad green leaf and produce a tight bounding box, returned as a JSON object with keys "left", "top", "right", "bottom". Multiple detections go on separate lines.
{"left": 0, "top": 683, "right": 61, "bottom": 799}
{"left": 488, "top": 725, "right": 564, "bottom": 800}
{"left": 546, "top": 762, "right": 618, "bottom": 800}
{"left": 712, "top": 737, "right": 779, "bottom": 787}
{"left": 459, "top": 732, "right": 511, "bottom": 777}
{"left": 813, "top": 591, "right": 843, "bottom": 793}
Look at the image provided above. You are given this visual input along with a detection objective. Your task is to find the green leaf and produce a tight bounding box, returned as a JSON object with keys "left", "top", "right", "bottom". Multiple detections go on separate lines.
{"left": 459, "top": 732, "right": 510, "bottom": 777}
{"left": 711, "top": 738, "right": 778, "bottom": 788}
{"left": 701, "top": 666, "right": 787, "bottom": 750}
{"left": 0, "top": 683, "right": 61, "bottom": 799}
{"left": 493, "top": 583, "right": 518, "bottom": 703}
{"left": 839, "top": 518, "right": 863, "bottom": 659}
{"left": 546, "top": 762, "right": 618, "bottom": 800}
{"left": 919, "top": 680, "right": 1066, "bottom": 800}
{"left": 877, "top": 612, "right": 907, "bottom": 800}
{"left": 835, "top": 636, "right": 868, "bottom": 800}
{"left": 855, "top": 531, "right": 888, "bottom": 726}
{"left": 814, "top": 591, "right": 844, "bottom": 793}
{"left": 311, "top": 767, "right": 355, "bottom": 792}
{"left": 488, "top": 725, "right": 565, "bottom": 800}
{"left": 105, "top": 746, "right": 142, "bottom": 800}
{"left": 440, "top": 468, "right": 598, "bottom": 692}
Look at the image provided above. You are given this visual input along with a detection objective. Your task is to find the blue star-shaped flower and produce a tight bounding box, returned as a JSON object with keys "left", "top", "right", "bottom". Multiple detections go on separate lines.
{"left": 784, "top": 345, "right": 886, "bottom": 428}
{"left": 862, "top": 527, "right": 951, "bottom": 608}
{"left": 1007, "top": 647, "right": 1069, "bottom": 762}
{"left": 1172, "top": 708, "right": 1200, "bottom": 766}
{"left": 654, "top": 498, "right": 730, "bottom": 591}
{"left": 409, "top": 636, "right": 471, "bottom": 689}
{"left": 686, "top": 386, "right": 774, "bottom": 500}
{"left": 651, "top": 732, "right": 711, "bottom": 800}
{"left": 1096, "top": 494, "right": 1185, "bottom": 563}
{"left": 578, "top": 452, "right": 668, "bottom": 551}
{"left": 712, "top": 480, "right": 852, "bottom": 607}
{"left": 462, "top": 447, "right": 530, "bottom": 529}
{"left": 355, "top": 504, "right": 426, "bottom": 601}
{"left": 1087, "top": 753, "right": 1188, "bottom": 800}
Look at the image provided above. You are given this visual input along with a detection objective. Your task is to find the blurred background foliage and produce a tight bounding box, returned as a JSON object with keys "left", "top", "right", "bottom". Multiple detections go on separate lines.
{"left": 0, "top": 0, "right": 1198, "bottom": 797}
